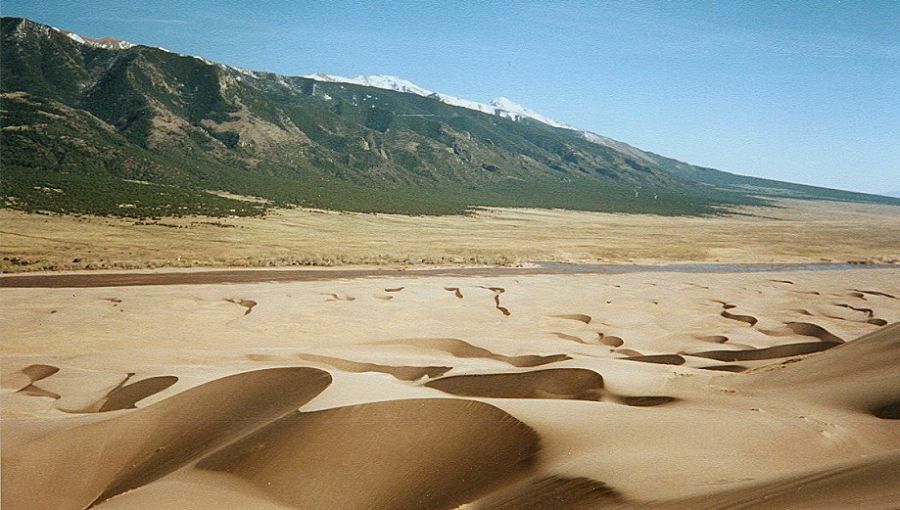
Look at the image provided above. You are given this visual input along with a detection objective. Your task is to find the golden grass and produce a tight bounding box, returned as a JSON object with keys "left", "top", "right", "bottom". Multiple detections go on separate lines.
{"left": 1, "top": 199, "right": 898, "bottom": 272}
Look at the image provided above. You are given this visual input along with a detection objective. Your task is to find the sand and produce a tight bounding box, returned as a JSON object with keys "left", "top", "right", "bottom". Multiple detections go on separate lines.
{"left": 1, "top": 267, "right": 898, "bottom": 509}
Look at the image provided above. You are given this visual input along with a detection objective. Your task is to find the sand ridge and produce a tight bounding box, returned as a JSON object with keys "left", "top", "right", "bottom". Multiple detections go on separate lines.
{"left": 1, "top": 268, "right": 899, "bottom": 508}
{"left": 2, "top": 367, "right": 333, "bottom": 509}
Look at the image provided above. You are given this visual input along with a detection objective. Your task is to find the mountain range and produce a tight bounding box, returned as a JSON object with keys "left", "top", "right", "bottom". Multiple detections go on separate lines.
{"left": 2, "top": 17, "right": 897, "bottom": 218}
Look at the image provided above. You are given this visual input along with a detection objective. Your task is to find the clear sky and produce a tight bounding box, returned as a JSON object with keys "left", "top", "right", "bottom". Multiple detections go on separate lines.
{"left": 3, "top": 0, "right": 899, "bottom": 194}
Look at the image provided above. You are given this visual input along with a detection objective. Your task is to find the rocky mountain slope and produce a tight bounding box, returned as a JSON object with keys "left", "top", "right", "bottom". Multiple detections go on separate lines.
{"left": 2, "top": 17, "right": 896, "bottom": 218}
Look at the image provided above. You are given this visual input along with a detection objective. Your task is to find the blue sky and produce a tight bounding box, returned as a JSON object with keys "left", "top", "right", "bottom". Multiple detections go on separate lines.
{"left": 3, "top": 1, "right": 899, "bottom": 194}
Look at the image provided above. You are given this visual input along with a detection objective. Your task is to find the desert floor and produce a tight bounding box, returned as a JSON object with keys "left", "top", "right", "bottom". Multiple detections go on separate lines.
{"left": 2, "top": 198, "right": 899, "bottom": 272}
{"left": 1, "top": 266, "right": 898, "bottom": 509}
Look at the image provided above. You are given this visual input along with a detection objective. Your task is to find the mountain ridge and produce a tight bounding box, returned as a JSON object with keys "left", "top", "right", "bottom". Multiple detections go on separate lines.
{"left": 2, "top": 16, "right": 897, "bottom": 219}
{"left": 302, "top": 73, "right": 575, "bottom": 129}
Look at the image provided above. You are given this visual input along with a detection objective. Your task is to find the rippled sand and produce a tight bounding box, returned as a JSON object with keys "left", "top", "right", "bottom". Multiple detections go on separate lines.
{"left": 2, "top": 268, "right": 898, "bottom": 509}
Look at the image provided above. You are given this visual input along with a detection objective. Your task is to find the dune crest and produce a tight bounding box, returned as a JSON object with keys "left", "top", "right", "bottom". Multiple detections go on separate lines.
{"left": 689, "top": 341, "right": 841, "bottom": 362}
{"left": 425, "top": 368, "right": 605, "bottom": 401}
{"left": 424, "top": 368, "right": 678, "bottom": 407}
{"left": 2, "top": 367, "right": 332, "bottom": 510}
{"left": 2, "top": 364, "right": 60, "bottom": 393}
{"left": 740, "top": 322, "right": 900, "bottom": 417}
{"left": 476, "top": 475, "right": 626, "bottom": 509}
{"left": 197, "top": 398, "right": 540, "bottom": 510}
{"left": 294, "top": 353, "right": 452, "bottom": 381}
{"left": 375, "top": 338, "right": 572, "bottom": 367}
{"left": 97, "top": 375, "right": 179, "bottom": 412}
{"left": 246, "top": 353, "right": 452, "bottom": 381}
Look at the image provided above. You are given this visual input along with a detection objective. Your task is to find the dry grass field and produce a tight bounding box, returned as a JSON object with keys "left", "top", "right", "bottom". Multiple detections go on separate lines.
{"left": 1, "top": 199, "right": 898, "bottom": 272}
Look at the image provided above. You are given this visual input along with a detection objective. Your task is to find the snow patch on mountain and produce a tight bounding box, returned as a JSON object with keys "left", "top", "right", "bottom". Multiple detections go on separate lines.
{"left": 488, "top": 97, "right": 572, "bottom": 129}
{"left": 65, "top": 32, "right": 86, "bottom": 44}
{"left": 305, "top": 73, "right": 653, "bottom": 161}
{"left": 56, "top": 27, "right": 136, "bottom": 50}
{"left": 306, "top": 74, "right": 433, "bottom": 97}
{"left": 55, "top": 24, "right": 209, "bottom": 61}
{"left": 304, "top": 74, "right": 573, "bottom": 126}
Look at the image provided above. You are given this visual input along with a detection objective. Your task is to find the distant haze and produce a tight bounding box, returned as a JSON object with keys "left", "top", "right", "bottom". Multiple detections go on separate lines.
{"left": 2, "top": 0, "right": 899, "bottom": 194}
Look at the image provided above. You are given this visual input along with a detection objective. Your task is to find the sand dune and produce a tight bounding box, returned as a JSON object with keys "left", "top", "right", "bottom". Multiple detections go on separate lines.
{"left": 552, "top": 332, "right": 590, "bottom": 343}
{"left": 4, "top": 363, "right": 61, "bottom": 395}
{"left": 425, "top": 368, "right": 606, "bottom": 401}
{"left": 552, "top": 314, "right": 593, "bottom": 324}
{"left": 598, "top": 333, "right": 625, "bottom": 347}
{"left": 247, "top": 352, "right": 452, "bottom": 381}
{"left": 2, "top": 268, "right": 898, "bottom": 508}
{"left": 655, "top": 450, "right": 900, "bottom": 509}
{"left": 197, "top": 398, "right": 539, "bottom": 510}
{"left": 739, "top": 322, "right": 900, "bottom": 417}
{"left": 475, "top": 476, "right": 626, "bottom": 509}
{"left": 2, "top": 367, "right": 331, "bottom": 510}
{"left": 424, "top": 369, "right": 680, "bottom": 409}
{"left": 622, "top": 354, "right": 686, "bottom": 365}
{"left": 688, "top": 340, "right": 842, "bottom": 362}
{"left": 19, "top": 372, "right": 181, "bottom": 414}
{"left": 20, "top": 363, "right": 60, "bottom": 383}
{"left": 295, "top": 353, "right": 451, "bottom": 380}
{"left": 696, "top": 334, "right": 729, "bottom": 343}
{"left": 374, "top": 337, "right": 572, "bottom": 368}
{"left": 764, "top": 321, "right": 844, "bottom": 342}
{"left": 97, "top": 375, "right": 179, "bottom": 412}
{"left": 720, "top": 308, "right": 759, "bottom": 326}
{"left": 698, "top": 364, "right": 748, "bottom": 372}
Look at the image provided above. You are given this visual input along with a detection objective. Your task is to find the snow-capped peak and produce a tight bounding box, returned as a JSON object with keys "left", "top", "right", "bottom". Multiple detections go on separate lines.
{"left": 303, "top": 74, "right": 577, "bottom": 130}
{"left": 53, "top": 27, "right": 136, "bottom": 50}
{"left": 303, "top": 73, "right": 653, "bottom": 161}
{"left": 489, "top": 96, "right": 526, "bottom": 111}
{"left": 303, "top": 74, "right": 434, "bottom": 96}
{"left": 489, "top": 97, "right": 572, "bottom": 129}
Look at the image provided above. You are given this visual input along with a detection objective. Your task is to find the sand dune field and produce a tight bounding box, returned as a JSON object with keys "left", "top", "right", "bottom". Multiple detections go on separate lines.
{"left": 1, "top": 267, "right": 898, "bottom": 508}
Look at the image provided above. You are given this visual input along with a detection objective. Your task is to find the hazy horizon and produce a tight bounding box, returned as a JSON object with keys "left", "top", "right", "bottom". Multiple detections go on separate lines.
{"left": 4, "top": 0, "right": 898, "bottom": 194}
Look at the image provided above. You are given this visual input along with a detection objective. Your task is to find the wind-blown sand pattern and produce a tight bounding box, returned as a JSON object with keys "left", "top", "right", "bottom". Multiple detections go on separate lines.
{"left": 425, "top": 368, "right": 606, "bottom": 401}
{"left": 1, "top": 267, "right": 899, "bottom": 508}
{"left": 197, "top": 398, "right": 539, "bottom": 510}
{"left": 2, "top": 367, "right": 332, "bottom": 509}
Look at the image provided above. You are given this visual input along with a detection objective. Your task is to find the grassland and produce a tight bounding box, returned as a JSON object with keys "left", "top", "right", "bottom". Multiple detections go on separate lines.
{"left": 1, "top": 199, "right": 898, "bottom": 273}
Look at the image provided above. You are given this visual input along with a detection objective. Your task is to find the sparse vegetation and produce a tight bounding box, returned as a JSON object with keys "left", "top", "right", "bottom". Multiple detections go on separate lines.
{"left": 2, "top": 199, "right": 898, "bottom": 273}
{"left": 2, "top": 16, "right": 898, "bottom": 221}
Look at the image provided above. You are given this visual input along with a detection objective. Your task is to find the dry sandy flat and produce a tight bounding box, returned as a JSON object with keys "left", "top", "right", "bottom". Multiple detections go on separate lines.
{"left": 2, "top": 198, "right": 899, "bottom": 272}
{"left": 1, "top": 267, "right": 898, "bottom": 509}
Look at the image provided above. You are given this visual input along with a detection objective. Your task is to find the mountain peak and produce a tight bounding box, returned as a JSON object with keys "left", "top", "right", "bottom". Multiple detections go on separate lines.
{"left": 303, "top": 73, "right": 578, "bottom": 131}
{"left": 53, "top": 26, "right": 136, "bottom": 50}
{"left": 489, "top": 96, "right": 523, "bottom": 110}
{"left": 303, "top": 74, "right": 434, "bottom": 97}
{"left": 3, "top": 15, "right": 898, "bottom": 220}
{"left": 488, "top": 97, "right": 571, "bottom": 129}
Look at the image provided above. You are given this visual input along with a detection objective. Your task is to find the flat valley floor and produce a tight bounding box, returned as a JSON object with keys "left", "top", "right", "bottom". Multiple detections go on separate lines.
{"left": 3, "top": 198, "right": 900, "bottom": 272}
{"left": 2, "top": 267, "right": 899, "bottom": 509}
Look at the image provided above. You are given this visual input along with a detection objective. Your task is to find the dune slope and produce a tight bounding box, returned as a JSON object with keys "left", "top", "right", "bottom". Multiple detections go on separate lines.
{"left": 1, "top": 367, "right": 332, "bottom": 510}
{"left": 197, "top": 398, "right": 540, "bottom": 510}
